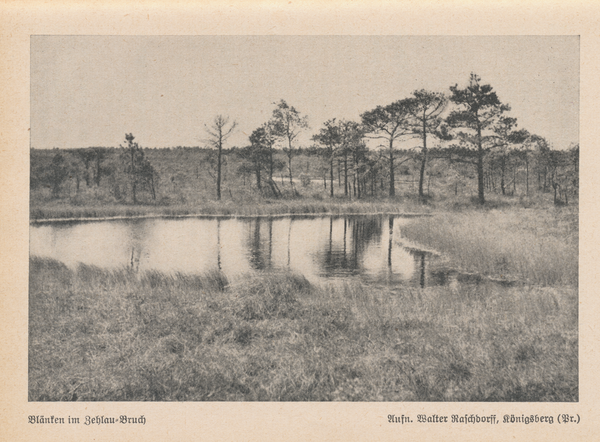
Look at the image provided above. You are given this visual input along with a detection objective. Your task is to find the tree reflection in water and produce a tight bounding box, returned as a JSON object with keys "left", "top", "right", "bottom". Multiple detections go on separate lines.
{"left": 242, "top": 215, "right": 424, "bottom": 283}
{"left": 32, "top": 214, "right": 438, "bottom": 288}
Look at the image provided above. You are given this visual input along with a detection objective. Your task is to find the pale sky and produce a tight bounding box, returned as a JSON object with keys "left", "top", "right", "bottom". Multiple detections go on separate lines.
{"left": 31, "top": 36, "right": 579, "bottom": 150}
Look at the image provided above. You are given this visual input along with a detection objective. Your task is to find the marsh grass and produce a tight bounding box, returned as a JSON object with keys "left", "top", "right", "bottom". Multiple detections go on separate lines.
{"left": 30, "top": 198, "right": 431, "bottom": 222}
{"left": 400, "top": 208, "right": 578, "bottom": 286}
{"left": 29, "top": 257, "right": 577, "bottom": 401}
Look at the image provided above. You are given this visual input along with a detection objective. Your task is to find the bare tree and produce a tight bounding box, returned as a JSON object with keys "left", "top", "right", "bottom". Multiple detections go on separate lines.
{"left": 205, "top": 115, "right": 237, "bottom": 200}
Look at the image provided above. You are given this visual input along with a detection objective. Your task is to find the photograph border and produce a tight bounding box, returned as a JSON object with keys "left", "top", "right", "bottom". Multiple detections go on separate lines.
{"left": 2, "top": 2, "right": 598, "bottom": 441}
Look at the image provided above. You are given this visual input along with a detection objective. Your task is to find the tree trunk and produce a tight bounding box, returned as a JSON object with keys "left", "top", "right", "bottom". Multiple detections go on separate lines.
{"left": 130, "top": 146, "right": 137, "bottom": 204}
{"left": 95, "top": 156, "right": 102, "bottom": 186}
{"left": 356, "top": 160, "right": 361, "bottom": 199}
{"left": 500, "top": 156, "right": 506, "bottom": 196}
{"left": 84, "top": 159, "right": 92, "bottom": 187}
{"left": 268, "top": 178, "right": 280, "bottom": 198}
{"left": 256, "top": 167, "right": 262, "bottom": 191}
{"left": 329, "top": 154, "right": 334, "bottom": 197}
{"left": 216, "top": 140, "right": 222, "bottom": 201}
{"left": 418, "top": 116, "right": 427, "bottom": 199}
{"left": 389, "top": 139, "right": 395, "bottom": 197}
{"left": 526, "top": 155, "right": 529, "bottom": 196}
{"left": 353, "top": 156, "right": 357, "bottom": 197}
{"left": 269, "top": 146, "right": 274, "bottom": 182}
{"left": 344, "top": 153, "right": 348, "bottom": 196}
{"left": 285, "top": 137, "right": 294, "bottom": 190}
{"left": 476, "top": 122, "right": 485, "bottom": 205}
{"left": 288, "top": 154, "right": 293, "bottom": 188}
{"left": 427, "top": 175, "right": 431, "bottom": 197}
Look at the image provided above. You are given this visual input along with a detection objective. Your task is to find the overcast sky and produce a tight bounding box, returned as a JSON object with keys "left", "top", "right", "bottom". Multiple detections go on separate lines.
{"left": 31, "top": 36, "right": 579, "bottom": 150}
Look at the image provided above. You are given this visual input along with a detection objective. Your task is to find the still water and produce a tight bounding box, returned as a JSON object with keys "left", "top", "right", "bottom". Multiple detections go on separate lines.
{"left": 30, "top": 215, "right": 442, "bottom": 288}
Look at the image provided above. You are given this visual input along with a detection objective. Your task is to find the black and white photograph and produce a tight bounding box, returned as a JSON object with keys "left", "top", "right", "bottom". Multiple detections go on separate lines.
{"left": 27, "top": 35, "right": 579, "bottom": 403}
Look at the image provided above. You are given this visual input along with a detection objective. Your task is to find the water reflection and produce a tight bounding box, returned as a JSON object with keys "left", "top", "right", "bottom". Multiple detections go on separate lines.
{"left": 318, "top": 216, "right": 385, "bottom": 277}
{"left": 31, "top": 214, "right": 441, "bottom": 287}
{"left": 406, "top": 250, "right": 428, "bottom": 289}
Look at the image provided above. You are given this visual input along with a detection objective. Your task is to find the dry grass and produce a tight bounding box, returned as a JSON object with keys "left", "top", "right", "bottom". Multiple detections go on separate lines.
{"left": 400, "top": 207, "right": 578, "bottom": 286}
{"left": 30, "top": 198, "right": 431, "bottom": 222}
{"left": 29, "top": 257, "right": 577, "bottom": 402}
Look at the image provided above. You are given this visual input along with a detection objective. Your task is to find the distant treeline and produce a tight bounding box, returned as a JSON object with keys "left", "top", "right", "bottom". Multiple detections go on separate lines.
{"left": 30, "top": 140, "right": 578, "bottom": 208}
{"left": 31, "top": 73, "right": 579, "bottom": 207}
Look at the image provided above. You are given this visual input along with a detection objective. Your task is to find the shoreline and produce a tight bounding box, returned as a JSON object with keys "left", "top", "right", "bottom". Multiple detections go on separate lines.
{"left": 29, "top": 195, "right": 576, "bottom": 224}
{"left": 30, "top": 210, "right": 434, "bottom": 224}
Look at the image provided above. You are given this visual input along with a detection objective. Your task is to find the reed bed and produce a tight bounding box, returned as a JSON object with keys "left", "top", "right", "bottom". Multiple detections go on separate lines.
{"left": 29, "top": 257, "right": 577, "bottom": 402}
{"left": 400, "top": 208, "right": 578, "bottom": 286}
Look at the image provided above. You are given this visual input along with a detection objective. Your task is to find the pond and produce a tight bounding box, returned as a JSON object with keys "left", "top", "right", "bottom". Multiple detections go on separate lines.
{"left": 30, "top": 214, "right": 452, "bottom": 288}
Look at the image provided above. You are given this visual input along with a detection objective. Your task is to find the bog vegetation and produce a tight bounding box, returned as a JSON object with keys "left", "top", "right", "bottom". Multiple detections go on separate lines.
{"left": 29, "top": 73, "right": 578, "bottom": 401}
{"left": 31, "top": 74, "right": 578, "bottom": 220}
{"left": 29, "top": 252, "right": 577, "bottom": 401}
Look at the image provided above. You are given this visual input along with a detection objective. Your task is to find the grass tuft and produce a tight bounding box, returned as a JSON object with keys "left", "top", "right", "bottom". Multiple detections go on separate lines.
{"left": 400, "top": 208, "right": 578, "bottom": 286}
{"left": 29, "top": 257, "right": 577, "bottom": 402}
